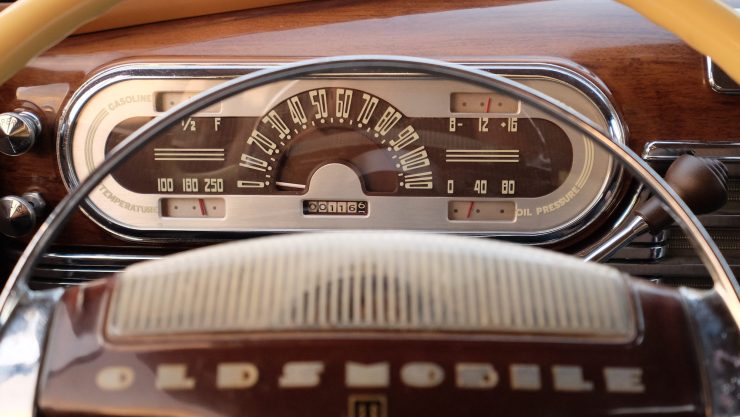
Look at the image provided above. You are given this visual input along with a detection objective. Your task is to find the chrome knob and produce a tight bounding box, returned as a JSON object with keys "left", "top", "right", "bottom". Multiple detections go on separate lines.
{"left": 0, "top": 192, "right": 45, "bottom": 237}
{"left": 0, "top": 111, "right": 42, "bottom": 156}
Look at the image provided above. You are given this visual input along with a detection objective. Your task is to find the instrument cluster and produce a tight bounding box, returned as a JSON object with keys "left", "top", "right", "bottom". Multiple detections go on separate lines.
{"left": 59, "top": 62, "right": 626, "bottom": 243}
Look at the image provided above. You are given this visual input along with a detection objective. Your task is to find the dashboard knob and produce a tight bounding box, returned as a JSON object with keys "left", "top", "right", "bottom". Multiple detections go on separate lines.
{"left": 584, "top": 154, "right": 728, "bottom": 262}
{"left": 0, "top": 111, "right": 42, "bottom": 156}
{"left": 635, "top": 154, "right": 728, "bottom": 233}
{"left": 0, "top": 192, "right": 45, "bottom": 237}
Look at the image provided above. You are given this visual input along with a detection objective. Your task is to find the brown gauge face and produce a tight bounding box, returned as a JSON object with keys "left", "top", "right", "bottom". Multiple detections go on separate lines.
{"left": 106, "top": 88, "right": 572, "bottom": 199}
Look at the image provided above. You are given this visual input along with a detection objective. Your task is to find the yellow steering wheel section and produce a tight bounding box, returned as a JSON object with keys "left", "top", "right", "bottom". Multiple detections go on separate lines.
{"left": 0, "top": 0, "right": 738, "bottom": 86}
{"left": 0, "top": 0, "right": 118, "bottom": 86}
{"left": 619, "top": 0, "right": 740, "bottom": 83}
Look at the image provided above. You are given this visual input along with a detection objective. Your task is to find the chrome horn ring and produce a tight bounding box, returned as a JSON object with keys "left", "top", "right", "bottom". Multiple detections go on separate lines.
{"left": 0, "top": 55, "right": 737, "bottom": 330}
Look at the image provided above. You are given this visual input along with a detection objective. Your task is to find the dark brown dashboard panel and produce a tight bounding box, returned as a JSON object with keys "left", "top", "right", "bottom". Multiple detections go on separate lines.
{"left": 38, "top": 278, "right": 704, "bottom": 417}
{"left": 0, "top": 0, "right": 738, "bottom": 247}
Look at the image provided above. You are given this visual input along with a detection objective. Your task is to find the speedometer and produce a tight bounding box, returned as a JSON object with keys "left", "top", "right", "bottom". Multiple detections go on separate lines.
{"left": 59, "top": 62, "right": 627, "bottom": 243}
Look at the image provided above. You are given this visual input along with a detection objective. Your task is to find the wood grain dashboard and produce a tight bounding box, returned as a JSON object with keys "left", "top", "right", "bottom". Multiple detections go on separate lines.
{"left": 0, "top": 0, "right": 738, "bottom": 256}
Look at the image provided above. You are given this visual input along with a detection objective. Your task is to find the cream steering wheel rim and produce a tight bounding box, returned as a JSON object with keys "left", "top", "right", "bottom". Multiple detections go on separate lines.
{"left": 0, "top": 0, "right": 740, "bottom": 84}
{"left": 0, "top": 0, "right": 738, "bottom": 85}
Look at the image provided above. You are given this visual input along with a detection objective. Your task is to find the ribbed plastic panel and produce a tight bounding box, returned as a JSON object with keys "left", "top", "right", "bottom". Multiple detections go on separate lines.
{"left": 107, "top": 232, "right": 636, "bottom": 339}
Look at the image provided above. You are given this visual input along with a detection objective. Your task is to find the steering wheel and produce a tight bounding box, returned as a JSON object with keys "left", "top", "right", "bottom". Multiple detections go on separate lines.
{"left": 0, "top": 55, "right": 737, "bottom": 417}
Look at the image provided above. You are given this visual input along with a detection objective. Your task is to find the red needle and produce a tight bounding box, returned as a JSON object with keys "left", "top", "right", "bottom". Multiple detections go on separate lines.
{"left": 485, "top": 97, "right": 492, "bottom": 113}
{"left": 198, "top": 198, "right": 207, "bottom": 216}
{"left": 467, "top": 201, "right": 475, "bottom": 218}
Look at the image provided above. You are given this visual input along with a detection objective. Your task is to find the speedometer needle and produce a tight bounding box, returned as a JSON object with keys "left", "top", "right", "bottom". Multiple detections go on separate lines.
{"left": 467, "top": 201, "right": 475, "bottom": 219}
{"left": 276, "top": 181, "right": 307, "bottom": 190}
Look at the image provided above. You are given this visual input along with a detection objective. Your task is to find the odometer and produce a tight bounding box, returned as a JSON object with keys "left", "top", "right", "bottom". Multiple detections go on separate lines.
{"left": 60, "top": 62, "right": 626, "bottom": 243}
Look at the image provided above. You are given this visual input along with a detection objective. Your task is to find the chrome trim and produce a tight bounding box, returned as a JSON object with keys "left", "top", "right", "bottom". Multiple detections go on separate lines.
{"left": 613, "top": 258, "right": 739, "bottom": 282}
{"left": 585, "top": 217, "right": 651, "bottom": 262}
{"left": 40, "top": 250, "right": 162, "bottom": 266}
{"left": 0, "top": 290, "right": 62, "bottom": 417}
{"left": 706, "top": 56, "right": 740, "bottom": 94}
{"left": 644, "top": 140, "right": 740, "bottom": 163}
{"left": 0, "top": 111, "right": 41, "bottom": 157}
{"left": 31, "top": 252, "right": 161, "bottom": 285}
{"left": 631, "top": 229, "right": 668, "bottom": 245}
{"left": 56, "top": 60, "right": 629, "bottom": 245}
{"left": 15, "top": 245, "right": 662, "bottom": 285}
{"left": 609, "top": 244, "right": 666, "bottom": 262}
{"left": 32, "top": 252, "right": 163, "bottom": 285}
{"left": 31, "top": 269, "right": 116, "bottom": 284}
{"left": 3, "top": 55, "right": 738, "bottom": 335}
{"left": 583, "top": 218, "right": 668, "bottom": 262}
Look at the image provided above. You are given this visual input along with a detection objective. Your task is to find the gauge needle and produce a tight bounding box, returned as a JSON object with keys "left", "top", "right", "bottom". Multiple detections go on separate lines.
{"left": 485, "top": 97, "right": 491, "bottom": 113}
{"left": 467, "top": 201, "right": 475, "bottom": 219}
{"left": 198, "top": 198, "right": 207, "bottom": 216}
{"left": 276, "top": 181, "right": 307, "bottom": 190}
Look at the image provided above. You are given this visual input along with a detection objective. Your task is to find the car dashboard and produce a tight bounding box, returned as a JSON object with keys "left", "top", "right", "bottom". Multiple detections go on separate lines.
{"left": 1, "top": 1, "right": 740, "bottom": 417}
{"left": 0, "top": 0, "right": 739, "bottom": 291}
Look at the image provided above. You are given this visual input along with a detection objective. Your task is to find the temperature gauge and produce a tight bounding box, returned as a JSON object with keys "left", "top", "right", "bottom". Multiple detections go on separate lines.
{"left": 161, "top": 197, "right": 225, "bottom": 218}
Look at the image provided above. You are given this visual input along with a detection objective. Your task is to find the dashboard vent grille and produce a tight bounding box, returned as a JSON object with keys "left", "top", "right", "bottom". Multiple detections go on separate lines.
{"left": 107, "top": 232, "right": 635, "bottom": 340}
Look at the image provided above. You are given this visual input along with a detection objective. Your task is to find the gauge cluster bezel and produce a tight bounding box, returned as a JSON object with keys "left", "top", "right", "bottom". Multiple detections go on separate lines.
{"left": 57, "top": 61, "right": 629, "bottom": 244}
